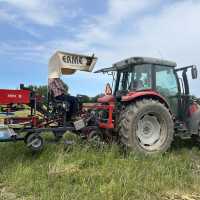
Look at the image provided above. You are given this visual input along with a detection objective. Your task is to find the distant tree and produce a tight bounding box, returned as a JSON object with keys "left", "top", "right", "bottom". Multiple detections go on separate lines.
{"left": 27, "top": 85, "right": 48, "bottom": 104}
{"left": 27, "top": 85, "right": 47, "bottom": 96}
{"left": 36, "top": 85, "right": 48, "bottom": 98}
{"left": 77, "top": 94, "right": 90, "bottom": 103}
{"left": 90, "top": 94, "right": 104, "bottom": 102}
{"left": 26, "top": 85, "right": 104, "bottom": 104}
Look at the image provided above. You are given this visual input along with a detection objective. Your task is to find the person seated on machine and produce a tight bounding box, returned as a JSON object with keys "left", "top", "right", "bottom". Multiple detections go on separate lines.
{"left": 48, "top": 78, "right": 79, "bottom": 119}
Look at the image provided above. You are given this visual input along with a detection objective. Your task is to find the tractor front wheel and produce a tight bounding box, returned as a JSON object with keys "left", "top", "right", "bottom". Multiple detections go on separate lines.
{"left": 119, "top": 99, "right": 174, "bottom": 154}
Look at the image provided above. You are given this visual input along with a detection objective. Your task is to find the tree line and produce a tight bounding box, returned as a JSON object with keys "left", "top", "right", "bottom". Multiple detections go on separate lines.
{"left": 27, "top": 85, "right": 103, "bottom": 103}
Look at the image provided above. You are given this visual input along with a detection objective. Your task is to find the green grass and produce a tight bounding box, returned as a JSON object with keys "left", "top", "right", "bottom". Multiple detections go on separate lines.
{"left": 1, "top": 134, "right": 200, "bottom": 200}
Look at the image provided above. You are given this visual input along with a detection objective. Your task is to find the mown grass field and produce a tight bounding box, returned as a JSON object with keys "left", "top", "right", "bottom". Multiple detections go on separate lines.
{"left": 1, "top": 111, "right": 200, "bottom": 200}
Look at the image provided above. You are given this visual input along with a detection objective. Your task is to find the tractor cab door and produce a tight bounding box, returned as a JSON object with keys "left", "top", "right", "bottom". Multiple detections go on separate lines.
{"left": 114, "top": 68, "right": 132, "bottom": 97}
{"left": 155, "top": 65, "right": 179, "bottom": 117}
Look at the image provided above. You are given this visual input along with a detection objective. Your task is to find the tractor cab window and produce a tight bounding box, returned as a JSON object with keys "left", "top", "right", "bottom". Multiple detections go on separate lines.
{"left": 155, "top": 65, "right": 179, "bottom": 115}
{"left": 118, "top": 71, "right": 132, "bottom": 91}
{"left": 115, "top": 64, "right": 152, "bottom": 94}
{"left": 130, "top": 64, "right": 152, "bottom": 91}
{"left": 156, "top": 66, "right": 178, "bottom": 96}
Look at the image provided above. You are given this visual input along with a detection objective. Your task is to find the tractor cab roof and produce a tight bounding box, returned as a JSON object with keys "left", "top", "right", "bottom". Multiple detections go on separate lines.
{"left": 95, "top": 57, "right": 177, "bottom": 73}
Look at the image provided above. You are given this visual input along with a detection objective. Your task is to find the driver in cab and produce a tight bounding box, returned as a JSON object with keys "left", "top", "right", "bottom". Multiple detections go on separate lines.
{"left": 131, "top": 73, "right": 151, "bottom": 91}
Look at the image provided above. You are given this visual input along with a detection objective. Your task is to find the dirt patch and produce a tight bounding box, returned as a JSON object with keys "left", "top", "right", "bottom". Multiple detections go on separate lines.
{"left": 0, "top": 187, "right": 17, "bottom": 200}
{"left": 162, "top": 192, "right": 200, "bottom": 200}
{"left": 48, "top": 164, "right": 81, "bottom": 176}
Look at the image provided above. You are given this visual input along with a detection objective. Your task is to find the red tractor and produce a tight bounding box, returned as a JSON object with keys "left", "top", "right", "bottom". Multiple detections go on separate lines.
{"left": 95, "top": 57, "right": 200, "bottom": 154}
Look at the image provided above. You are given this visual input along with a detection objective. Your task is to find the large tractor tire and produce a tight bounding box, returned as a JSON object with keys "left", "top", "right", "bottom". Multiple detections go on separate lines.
{"left": 119, "top": 99, "right": 174, "bottom": 154}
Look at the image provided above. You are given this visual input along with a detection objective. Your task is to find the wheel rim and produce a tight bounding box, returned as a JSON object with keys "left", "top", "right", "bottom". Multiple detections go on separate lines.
{"left": 136, "top": 114, "right": 165, "bottom": 151}
{"left": 28, "top": 136, "right": 42, "bottom": 148}
{"left": 32, "top": 138, "right": 42, "bottom": 148}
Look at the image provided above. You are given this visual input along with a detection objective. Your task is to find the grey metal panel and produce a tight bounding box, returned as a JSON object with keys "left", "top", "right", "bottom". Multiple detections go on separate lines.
{"left": 95, "top": 57, "right": 177, "bottom": 73}
{"left": 113, "top": 57, "right": 177, "bottom": 68}
{"left": 94, "top": 66, "right": 117, "bottom": 73}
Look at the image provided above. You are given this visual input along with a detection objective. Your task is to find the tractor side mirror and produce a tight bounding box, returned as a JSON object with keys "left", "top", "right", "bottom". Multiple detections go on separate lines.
{"left": 191, "top": 66, "right": 198, "bottom": 79}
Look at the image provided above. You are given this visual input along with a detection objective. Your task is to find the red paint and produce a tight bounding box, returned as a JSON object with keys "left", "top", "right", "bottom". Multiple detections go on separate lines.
{"left": 32, "top": 116, "right": 37, "bottom": 127}
{"left": 91, "top": 104, "right": 115, "bottom": 129}
{"left": 188, "top": 103, "right": 199, "bottom": 116}
{"left": 94, "top": 104, "right": 115, "bottom": 110}
{"left": 97, "top": 104, "right": 115, "bottom": 129}
{"left": 122, "top": 90, "right": 168, "bottom": 105}
{"left": 0, "top": 89, "right": 31, "bottom": 105}
{"left": 96, "top": 91, "right": 169, "bottom": 129}
{"left": 97, "top": 95, "right": 115, "bottom": 103}
{"left": 99, "top": 122, "right": 114, "bottom": 129}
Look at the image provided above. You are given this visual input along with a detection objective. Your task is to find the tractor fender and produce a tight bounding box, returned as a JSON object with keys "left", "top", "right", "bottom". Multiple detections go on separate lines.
{"left": 98, "top": 95, "right": 115, "bottom": 103}
{"left": 121, "top": 91, "right": 171, "bottom": 111}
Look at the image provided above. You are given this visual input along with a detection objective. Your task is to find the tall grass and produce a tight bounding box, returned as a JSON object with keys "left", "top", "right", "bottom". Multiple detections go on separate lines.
{"left": 0, "top": 134, "right": 200, "bottom": 200}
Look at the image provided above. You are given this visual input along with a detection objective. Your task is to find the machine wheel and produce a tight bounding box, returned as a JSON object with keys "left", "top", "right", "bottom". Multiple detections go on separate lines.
{"left": 88, "top": 130, "right": 102, "bottom": 143}
{"left": 119, "top": 99, "right": 174, "bottom": 154}
{"left": 26, "top": 133, "right": 44, "bottom": 152}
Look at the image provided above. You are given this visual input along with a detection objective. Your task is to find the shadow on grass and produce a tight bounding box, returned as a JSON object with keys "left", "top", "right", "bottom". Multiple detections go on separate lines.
{"left": 171, "top": 136, "right": 200, "bottom": 151}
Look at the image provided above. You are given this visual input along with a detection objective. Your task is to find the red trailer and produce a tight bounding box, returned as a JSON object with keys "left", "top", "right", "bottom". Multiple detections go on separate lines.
{"left": 0, "top": 89, "right": 31, "bottom": 105}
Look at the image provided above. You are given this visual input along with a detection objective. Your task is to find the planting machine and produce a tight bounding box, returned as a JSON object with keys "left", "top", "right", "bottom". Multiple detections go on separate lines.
{"left": 0, "top": 52, "right": 200, "bottom": 154}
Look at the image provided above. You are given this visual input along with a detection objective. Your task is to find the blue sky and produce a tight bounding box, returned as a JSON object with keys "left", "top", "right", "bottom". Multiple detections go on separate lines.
{"left": 0, "top": 0, "right": 200, "bottom": 96}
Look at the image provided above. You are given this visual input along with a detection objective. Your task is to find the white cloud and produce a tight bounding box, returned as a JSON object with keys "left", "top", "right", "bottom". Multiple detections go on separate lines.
{"left": 0, "top": 0, "right": 77, "bottom": 26}
{"left": 108, "top": 0, "right": 159, "bottom": 23}
{"left": 0, "top": 7, "right": 17, "bottom": 21}
{"left": 0, "top": 8, "right": 42, "bottom": 37}
{"left": 76, "top": 0, "right": 160, "bottom": 48}
{"left": 74, "top": 0, "right": 200, "bottom": 96}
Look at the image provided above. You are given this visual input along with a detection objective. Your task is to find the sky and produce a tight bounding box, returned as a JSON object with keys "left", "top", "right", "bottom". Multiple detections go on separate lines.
{"left": 0, "top": 0, "right": 200, "bottom": 97}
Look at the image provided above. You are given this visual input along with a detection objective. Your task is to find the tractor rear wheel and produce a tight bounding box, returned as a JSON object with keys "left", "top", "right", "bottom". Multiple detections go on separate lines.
{"left": 119, "top": 99, "right": 174, "bottom": 154}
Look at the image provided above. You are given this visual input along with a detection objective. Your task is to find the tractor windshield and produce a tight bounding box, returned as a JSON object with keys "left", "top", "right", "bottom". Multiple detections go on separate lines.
{"left": 114, "top": 64, "right": 152, "bottom": 94}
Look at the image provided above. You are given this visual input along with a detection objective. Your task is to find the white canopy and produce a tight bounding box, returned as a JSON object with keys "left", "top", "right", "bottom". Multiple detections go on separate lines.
{"left": 48, "top": 51, "right": 98, "bottom": 78}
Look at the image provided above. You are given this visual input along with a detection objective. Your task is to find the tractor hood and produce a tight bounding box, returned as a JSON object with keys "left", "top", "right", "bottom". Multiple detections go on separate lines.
{"left": 48, "top": 51, "right": 98, "bottom": 78}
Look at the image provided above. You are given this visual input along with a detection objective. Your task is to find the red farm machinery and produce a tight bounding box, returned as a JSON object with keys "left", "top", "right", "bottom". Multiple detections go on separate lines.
{"left": 0, "top": 52, "right": 200, "bottom": 154}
